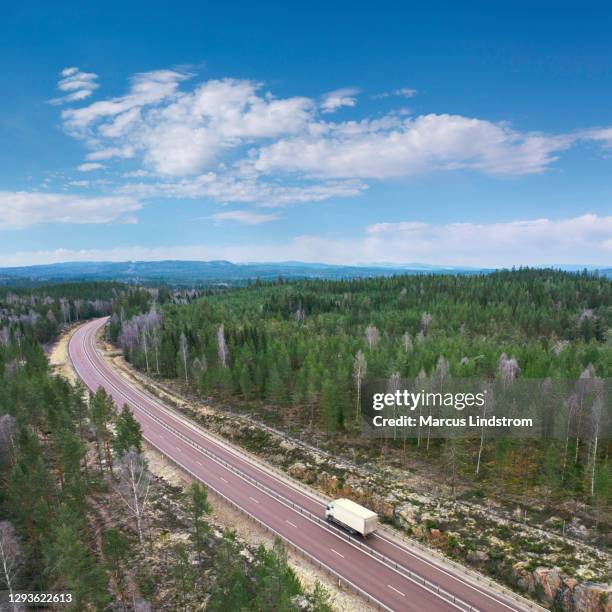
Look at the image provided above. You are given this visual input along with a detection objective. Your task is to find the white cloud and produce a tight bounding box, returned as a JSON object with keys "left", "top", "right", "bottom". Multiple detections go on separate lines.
{"left": 49, "top": 67, "right": 99, "bottom": 105}
{"left": 320, "top": 88, "right": 359, "bottom": 113}
{"left": 373, "top": 87, "right": 417, "bottom": 99}
{"left": 52, "top": 66, "right": 612, "bottom": 209}
{"left": 77, "top": 162, "right": 105, "bottom": 172}
{"left": 0, "top": 192, "right": 142, "bottom": 229}
{"left": 1, "top": 214, "right": 609, "bottom": 267}
{"left": 394, "top": 87, "right": 417, "bottom": 98}
{"left": 62, "top": 75, "right": 314, "bottom": 177}
{"left": 86, "top": 146, "right": 134, "bottom": 161}
{"left": 61, "top": 69, "right": 190, "bottom": 136}
{"left": 211, "top": 210, "right": 279, "bottom": 225}
{"left": 117, "top": 173, "right": 367, "bottom": 206}
{"left": 252, "top": 113, "right": 573, "bottom": 178}
{"left": 359, "top": 214, "right": 612, "bottom": 267}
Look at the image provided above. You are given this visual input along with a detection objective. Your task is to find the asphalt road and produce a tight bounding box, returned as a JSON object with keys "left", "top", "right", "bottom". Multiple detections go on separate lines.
{"left": 69, "top": 317, "right": 530, "bottom": 612}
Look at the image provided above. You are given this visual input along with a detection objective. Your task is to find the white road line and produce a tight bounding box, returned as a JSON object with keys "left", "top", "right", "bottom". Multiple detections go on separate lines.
{"left": 331, "top": 548, "right": 344, "bottom": 558}
{"left": 196, "top": 460, "right": 203, "bottom": 466}
{"left": 387, "top": 584, "right": 406, "bottom": 597}
{"left": 286, "top": 520, "right": 297, "bottom": 528}
{"left": 219, "top": 476, "right": 228, "bottom": 483}
{"left": 249, "top": 496, "right": 260, "bottom": 504}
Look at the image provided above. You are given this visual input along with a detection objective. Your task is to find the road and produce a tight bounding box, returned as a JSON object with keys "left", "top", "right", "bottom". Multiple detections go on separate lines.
{"left": 69, "top": 317, "right": 531, "bottom": 612}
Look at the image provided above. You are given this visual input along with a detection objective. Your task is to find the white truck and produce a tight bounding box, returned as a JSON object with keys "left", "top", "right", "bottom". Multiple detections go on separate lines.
{"left": 325, "top": 498, "right": 378, "bottom": 537}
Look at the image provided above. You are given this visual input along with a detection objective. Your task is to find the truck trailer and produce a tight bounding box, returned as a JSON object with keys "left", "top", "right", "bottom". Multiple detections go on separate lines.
{"left": 325, "top": 498, "right": 378, "bottom": 537}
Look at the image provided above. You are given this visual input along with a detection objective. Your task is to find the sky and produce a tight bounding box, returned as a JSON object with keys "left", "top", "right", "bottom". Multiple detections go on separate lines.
{"left": 1, "top": 0, "right": 612, "bottom": 268}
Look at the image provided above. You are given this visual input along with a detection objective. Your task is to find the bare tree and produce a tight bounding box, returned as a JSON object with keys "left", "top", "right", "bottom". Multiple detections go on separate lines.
{"left": 352, "top": 351, "right": 367, "bottom": 422}
{"left": 475, "top": 385, "right": 492, "bottom": 476}
{"left": 0, "top": 414, "right": 17, "bottom": 470}
{"left": 402, "top": 332, "right": 413, "bottom": 353}
{"left": 179, "top": 332, "right": 189, "bottom": 383}
{"left": 387, "top": 371, "right": 401, "bottom": 440}
{"left": 0, "top": 521, "right": 23, "bottom": 603}
{"left": 364, "top": 324, "right": 380, "bottom": 350}
{"left": 574, "top": 365, "right": 595, "bottom": 465}
{"left": 415, "top": 369, "right": 427, "bottom": 448}
{"left": 217, "top": 325, "right": 229, "bottom": 369}
{"left": 115, "top": 451, "right": 151, "bottom": 545}
{"left": 420, "top": 312, "right": 433, "bottom": 335}
{"left": 498, "top": 353, "right": 519, "bottom": 387}
{"left": 589, "top": 381, "right": 604, "bottom": 497}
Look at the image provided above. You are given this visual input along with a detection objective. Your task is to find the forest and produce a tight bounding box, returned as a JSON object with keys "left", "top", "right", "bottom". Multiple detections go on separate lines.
{"left": 0, "top": 282, "right": 332, "bottom": 610}
{"left": 113, "top": 269, "right": 612, "bottom": 525}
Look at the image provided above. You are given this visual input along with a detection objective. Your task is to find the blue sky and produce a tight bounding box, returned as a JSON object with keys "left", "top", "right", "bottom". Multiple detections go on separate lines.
{"left": 1, "top": 0, "right": 612, "bottom": 267}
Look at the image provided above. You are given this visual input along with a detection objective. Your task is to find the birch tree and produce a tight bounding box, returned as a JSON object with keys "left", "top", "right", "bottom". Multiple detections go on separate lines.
{"left": 179, "top": 332, "right": 189, "bottom": 383}
{"left": 0, "top": 521, "right": 23, "bottom": 603}
{"left": 115, "top": 451, "right": 151, "bottom": 544}
{"left": 217, "top": 324, "right": 229, "bottom": 368}
{"left": 364, "top": 324, "right": 380, "bottom": 350}
{"left": 352, "top": 351, "right": 367, "bottom": 422}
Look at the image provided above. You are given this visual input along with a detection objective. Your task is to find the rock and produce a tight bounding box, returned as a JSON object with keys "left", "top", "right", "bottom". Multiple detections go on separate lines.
{"left": 572, "top": 582, "right": 612, "bottom": 612}
{"left": 288, "top": 462, "right": 309, "bottom": 480}
{"left": 512, "top": 562, "right": 536, "bottom": 593}
{"left": 533, "top": 567, "right": 562, "bottom": 603}
{"left": 466, "top": 550, "right": 489, "bottom": 564}
{"left": 567, "top": 518, "right": 589, "bottom": 538}
{"left": 280, "top": 439, "right": 296, "bottom": 452}
{"left": 397, "top": 502, "right": 420, "bottom": 526}
{"left": 291, "top": 595, "right": 310, "bottom": 610}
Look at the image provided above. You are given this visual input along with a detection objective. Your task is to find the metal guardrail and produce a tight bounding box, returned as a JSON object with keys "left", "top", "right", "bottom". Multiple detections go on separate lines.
{"left": 117, "top": 391, "right": 479, "bottom": 612}
{"left": 127, "top": 371, "right": 538, "bottom": 611}
{"left": 81, "top": 326, "right": 539, "bottom": 612}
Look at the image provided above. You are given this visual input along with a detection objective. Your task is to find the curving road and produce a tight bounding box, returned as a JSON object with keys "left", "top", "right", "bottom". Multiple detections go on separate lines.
{"left": 69, "top": 317, "right": 531, "bottom": 612}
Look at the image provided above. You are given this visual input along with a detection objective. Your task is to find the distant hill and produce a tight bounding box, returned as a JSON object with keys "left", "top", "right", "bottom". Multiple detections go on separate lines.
{"left": 0, "top": 260, "right": 490, "bottom": 286}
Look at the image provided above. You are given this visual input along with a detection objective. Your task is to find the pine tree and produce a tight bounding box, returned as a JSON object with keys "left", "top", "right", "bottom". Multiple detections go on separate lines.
{"left": 113, "top": 404, "right": 143, "bottom": 458}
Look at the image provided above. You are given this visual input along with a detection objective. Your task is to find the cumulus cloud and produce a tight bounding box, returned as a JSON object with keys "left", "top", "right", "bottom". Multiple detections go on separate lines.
{"left": 49, "top": 67, "right": 99, "bottom": 105}
{"left": 77, "top": 162, "right": 105, "bottom": 172}
{"left": 0, "top": 192, "right": 141, "bottom": 229}
{"left": 62, "top": 74, "right": 314, "bottom": 177}
{"left": 211, "top": 210, "right": 279, "bottom": 224}
{"left": 252, "top": 113, "right": 573, "bottom": 178}
{"left": 320, "top": 88, "right": 359, "bottom": 113}
{"left": 1, "top": 214, "right": 609, "bottom": 267}
{"left": 52, "top": 66, "right": 612, "bottom": 209}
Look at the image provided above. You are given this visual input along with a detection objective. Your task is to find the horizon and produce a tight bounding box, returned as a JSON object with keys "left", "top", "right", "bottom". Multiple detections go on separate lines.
{"left": 2, "top": 2, "right": 612, "bottom": 267}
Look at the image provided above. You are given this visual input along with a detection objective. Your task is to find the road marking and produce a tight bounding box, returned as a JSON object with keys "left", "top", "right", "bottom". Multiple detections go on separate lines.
{"left": 196, "top": 460, "right": 203, "bottom": 466}
{"left": 286, "top": 520, "right": 297, "bottom": 528}
{"left": 387, "top": 584, "right": 405, "bottom": 597}
{"left": 175, "top": 446, "right": 182, "bottom": 452}
{"left": 249, "top": 496, "right": 260, "bottom": 504}
{"left": 331, "top": 548, "right": 344, "bottom": 558}
{"left": 219, "top": 476, "right": 228, "bottom": 483}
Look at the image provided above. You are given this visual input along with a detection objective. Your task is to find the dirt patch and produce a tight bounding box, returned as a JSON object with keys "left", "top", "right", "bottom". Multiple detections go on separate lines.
{"left": 48, "top": 324, "right": 79, "bottom": 384}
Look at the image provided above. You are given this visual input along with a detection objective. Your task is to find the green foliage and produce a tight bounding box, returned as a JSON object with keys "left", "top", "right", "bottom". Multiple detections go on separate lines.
{"left": 113, "top": 404, "right": 143, "bottom": 457}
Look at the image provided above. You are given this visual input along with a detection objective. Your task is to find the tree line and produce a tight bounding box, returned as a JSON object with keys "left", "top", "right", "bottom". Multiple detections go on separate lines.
{"left": 114, "top": 269, "right": 611, "bottom": 518}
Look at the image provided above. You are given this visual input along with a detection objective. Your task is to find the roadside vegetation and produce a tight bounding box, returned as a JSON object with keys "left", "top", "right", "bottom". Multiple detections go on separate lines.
{"left": 0, "top": 284, "right": 334, "bottom": 610}
{"left": 111, "top": 268, "right": 612, "bottom": 608}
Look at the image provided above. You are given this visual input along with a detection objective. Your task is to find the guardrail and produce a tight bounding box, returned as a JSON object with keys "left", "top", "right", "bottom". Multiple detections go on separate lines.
{"left": 129, "top": 396, "right": 479, "bottom": 612}
{"left": 125, "top": 369, "right": 538, "bottom": 611}
{"left": 86, "top": 329, "right": 541, "bottom": 612}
